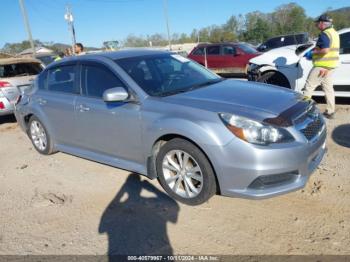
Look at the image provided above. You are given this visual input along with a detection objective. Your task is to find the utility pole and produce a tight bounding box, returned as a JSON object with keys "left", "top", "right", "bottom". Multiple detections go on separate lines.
{"left": 64, "top": 4, "right": 76, "bottom": 55}
{"left": 163, "top": 0, "right": 172, "bottom": 50}
{"left": 18, "top": 0, "right": 35, "bottom": 57}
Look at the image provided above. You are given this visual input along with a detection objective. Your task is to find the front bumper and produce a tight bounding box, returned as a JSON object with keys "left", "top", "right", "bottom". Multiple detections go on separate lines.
{"left": 247, "top": 66, "right": 261, "bottom": 82}
{"left": 206, "top": 127, "right": 327, "bottom": 199}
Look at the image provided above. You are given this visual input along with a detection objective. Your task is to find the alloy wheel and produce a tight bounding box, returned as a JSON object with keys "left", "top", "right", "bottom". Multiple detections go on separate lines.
{"left": 162, "top": 150, "right": 203, "bottom": 198}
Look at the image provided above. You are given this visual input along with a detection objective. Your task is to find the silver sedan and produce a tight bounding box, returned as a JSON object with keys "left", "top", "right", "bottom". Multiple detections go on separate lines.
{"left": 15, "top": 50, "right": 326, "bottom": 205}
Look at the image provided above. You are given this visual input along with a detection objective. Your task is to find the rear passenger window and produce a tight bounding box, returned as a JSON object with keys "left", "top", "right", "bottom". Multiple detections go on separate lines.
{"left": 82, "top": 65, "right": 125, "bottom": 98}
{"left": 47, "top": 65, "right": 78, "bottom": 94}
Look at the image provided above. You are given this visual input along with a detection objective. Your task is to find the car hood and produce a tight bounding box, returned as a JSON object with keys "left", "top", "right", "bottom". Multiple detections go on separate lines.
{"left": 162, "top": 79, "right": 306, "bottom": 122}
{"left": 249, "top": 45, "right": 301, "bottom": 68}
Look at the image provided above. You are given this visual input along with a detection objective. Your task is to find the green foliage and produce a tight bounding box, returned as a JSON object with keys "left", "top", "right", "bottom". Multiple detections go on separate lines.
{"left": 2, "top": 40, "right": 42, "bottom": 54}
{"left": 329, "top": 7, "right": 350, "bottom": 30}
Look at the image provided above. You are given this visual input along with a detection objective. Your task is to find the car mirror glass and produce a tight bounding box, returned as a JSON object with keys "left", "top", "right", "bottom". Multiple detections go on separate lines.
{"left": 103, "top": 87, "right": 128, "bottom": 102}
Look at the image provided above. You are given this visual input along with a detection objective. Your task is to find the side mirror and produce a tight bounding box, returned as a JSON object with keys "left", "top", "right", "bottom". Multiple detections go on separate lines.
{"left": 103, "top": 87, "right": 129, "bottom": 102}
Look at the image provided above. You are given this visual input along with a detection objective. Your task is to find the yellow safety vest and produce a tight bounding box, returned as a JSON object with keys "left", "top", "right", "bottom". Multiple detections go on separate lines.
{"left": 313, "top": 27, "right": 340, "bottom": 69}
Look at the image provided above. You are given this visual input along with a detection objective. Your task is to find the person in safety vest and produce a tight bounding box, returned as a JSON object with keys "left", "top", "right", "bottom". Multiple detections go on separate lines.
{"left": 303, "top": 14, "right": 339, "bottom": 119}
{"left": 54, "top": 52, "right": 64, "bottom": 62}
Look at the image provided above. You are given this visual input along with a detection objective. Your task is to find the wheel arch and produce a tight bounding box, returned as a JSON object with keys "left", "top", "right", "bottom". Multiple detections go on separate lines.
{"left": 260, "top": 69, "right": 291, "bottom": 89}
{"left": 147, "top": 133, "right": 221, "bottom": 195}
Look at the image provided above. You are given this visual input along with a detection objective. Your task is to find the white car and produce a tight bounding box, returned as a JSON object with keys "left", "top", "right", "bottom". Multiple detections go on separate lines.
{"left": 248, "top": 28, "right": 350, "bottom": 97}
{"left": 0, "top": 58, "right": 43, "bottom": 116}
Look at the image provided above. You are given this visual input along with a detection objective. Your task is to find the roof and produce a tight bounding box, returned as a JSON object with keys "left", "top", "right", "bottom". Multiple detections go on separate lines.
{"left": 98, "top": 49, "right": 171, "bottom": 60}
{"left": 0, "top": 57, "right": 42, "bottom": 65}
{"left": 0, "top": 52, "right": 14, "bottom": 59}
{"left": 19, "top": 46, "right": 54, "bottom": 55}
{"left": 195, "top": 42, "right": 247, "bottom": 47}
{"left": 337, "top": 27, "right": 350, "bottom": 34}
{"left": 44, "top": 49, "right": 178, "bottom": 70}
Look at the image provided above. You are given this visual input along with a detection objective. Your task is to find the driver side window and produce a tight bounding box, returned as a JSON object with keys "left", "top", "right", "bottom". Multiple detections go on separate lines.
{"left": 340, "top": 32, "right": 350, "bottom": 54}
{"left": 81, "top": 65, "right": 125, "bottom": 98}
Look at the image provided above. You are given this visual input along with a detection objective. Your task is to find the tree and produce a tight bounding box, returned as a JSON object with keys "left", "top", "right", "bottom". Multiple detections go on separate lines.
{"left": 272, "top": 3, "right": 308, "bottom": 35}
{"left": 242, "top": 12, "right": 273, "bottom": 44}
{"left": 2, "top": 40, "right": 42, "bottom": 54}
{"left": 103, "top": 41, "right": 119, "bottom": 50}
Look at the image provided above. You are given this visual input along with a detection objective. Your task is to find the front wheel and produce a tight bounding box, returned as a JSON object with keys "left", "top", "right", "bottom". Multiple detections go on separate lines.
{"left": 156, "top": 138, "right": 217, "bottom": 205}
{"left": 257, "top": 71, "right": 290, "bottom": 88}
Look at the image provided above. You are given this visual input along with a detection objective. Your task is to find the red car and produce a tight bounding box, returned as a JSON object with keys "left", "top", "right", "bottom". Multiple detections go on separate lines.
{"left": 188, "top": 42, "right": 260, "bottom": 76}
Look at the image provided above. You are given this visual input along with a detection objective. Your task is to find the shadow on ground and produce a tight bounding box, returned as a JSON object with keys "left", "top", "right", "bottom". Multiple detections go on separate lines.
{"left": 99, "top": 173, "right": 180, "bottom": 258}
{"left": 332, "top": 124, "right": 350, "bottom": 148}
{"left": 0, "top": 115, "right": 16, "bottom": 125}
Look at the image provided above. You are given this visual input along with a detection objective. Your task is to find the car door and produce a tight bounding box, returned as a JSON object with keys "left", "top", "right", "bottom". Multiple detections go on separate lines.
{"left": 221, "top": 45, "right": 246, "bottom": 74}
{"left": 33, "top": 63, "right": 79, "bottom": 146}
{"left": 205, "top": 45, "right": 221, "bottom": 70}
{"left": 75, "top": 62, "right": 143, "bottom": 163}
{"left": 333, "top": 31, "right": 350, "bottom": 94}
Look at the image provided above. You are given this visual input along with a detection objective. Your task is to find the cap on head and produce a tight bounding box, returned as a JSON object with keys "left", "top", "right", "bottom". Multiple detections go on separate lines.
{"left": 315, "top": 14, "right": 333, "bottom": 23}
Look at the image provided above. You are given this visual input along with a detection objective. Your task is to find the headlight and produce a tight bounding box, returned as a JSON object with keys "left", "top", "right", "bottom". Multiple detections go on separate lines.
{"left": 219, "top": 113, "right": 294, "bottom": 145}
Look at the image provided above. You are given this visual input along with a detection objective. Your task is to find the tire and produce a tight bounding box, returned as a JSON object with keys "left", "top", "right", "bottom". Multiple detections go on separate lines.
{"left": 28, "top": 116, "right": 55, "bottom": 155}
{"left": 156, "top": 138, "right": 217, "bottom": 205}
{"left": 257, "top": 71, "right": 290, "bottom": 88}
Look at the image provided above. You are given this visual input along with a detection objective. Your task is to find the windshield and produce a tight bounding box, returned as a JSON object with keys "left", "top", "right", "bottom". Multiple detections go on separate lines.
{"left": 116, "top": 54, "right": 222, "bottom": 97}
{"left": 0, "top": 62, "right": 42, "bottom": 78}
{"left": 238, "top": 44, "right": 258, "bottom": 54}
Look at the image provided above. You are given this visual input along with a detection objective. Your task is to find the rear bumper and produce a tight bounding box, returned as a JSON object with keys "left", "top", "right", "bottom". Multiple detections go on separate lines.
{"left": 0, "top": 97, "right": 14, "bottom": 116}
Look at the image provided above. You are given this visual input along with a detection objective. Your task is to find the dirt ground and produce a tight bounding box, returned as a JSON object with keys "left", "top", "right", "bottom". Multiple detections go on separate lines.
{"left": 0, "top": 103, "right": 349, "bottom": 256}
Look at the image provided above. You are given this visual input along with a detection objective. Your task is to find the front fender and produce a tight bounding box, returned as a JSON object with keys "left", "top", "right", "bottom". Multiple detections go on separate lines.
{"left": 143, "top": 117, "right": 234, "bottom": 159}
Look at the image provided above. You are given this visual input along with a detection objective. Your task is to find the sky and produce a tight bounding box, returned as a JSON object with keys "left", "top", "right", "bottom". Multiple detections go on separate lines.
{"left": 1, "top": 0, "right": 349, "bottom": 48}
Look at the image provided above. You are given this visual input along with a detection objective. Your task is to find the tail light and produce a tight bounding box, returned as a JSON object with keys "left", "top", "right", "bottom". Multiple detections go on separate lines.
{"left": 0, "top": 102, "right": 4, "bottom": 109}
{"left": 0, "top": 81, "right": 11, "bottom": 88}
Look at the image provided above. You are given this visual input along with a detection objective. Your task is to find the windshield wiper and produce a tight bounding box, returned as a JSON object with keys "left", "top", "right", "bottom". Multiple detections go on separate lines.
{"left": 157, "top": 78, "right": 224, "bottom": 97}
{"left": 187, "top": 78, "right": 224, "bottom": 91}
{"left": 157, "top": 89, "right": 189, "bottom": 97}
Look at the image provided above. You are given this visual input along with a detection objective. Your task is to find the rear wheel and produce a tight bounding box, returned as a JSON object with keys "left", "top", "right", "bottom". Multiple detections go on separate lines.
{"left": 156, "top": 138, "right": 217, "bottom": 205}
{"left": 28, "top": 116, "right": 55, "bottom": 155}
{"left": 257, "top": 71, "right": 290, "bottom": 88}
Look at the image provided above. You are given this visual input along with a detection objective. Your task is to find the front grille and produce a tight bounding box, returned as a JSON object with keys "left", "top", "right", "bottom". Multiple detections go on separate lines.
{"left": 301, "top": 117, "right": 324, "bottom": 140}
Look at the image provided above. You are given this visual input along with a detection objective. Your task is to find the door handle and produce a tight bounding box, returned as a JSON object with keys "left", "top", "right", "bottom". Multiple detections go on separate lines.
{"left": 37, "top": 98, "right": 47, "bottom": 105}
{"left": 77, "top": 104, "right": 90, "bottom": 112}
{"left": 341, "top": 61, "right": 350, "bottom": 64}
